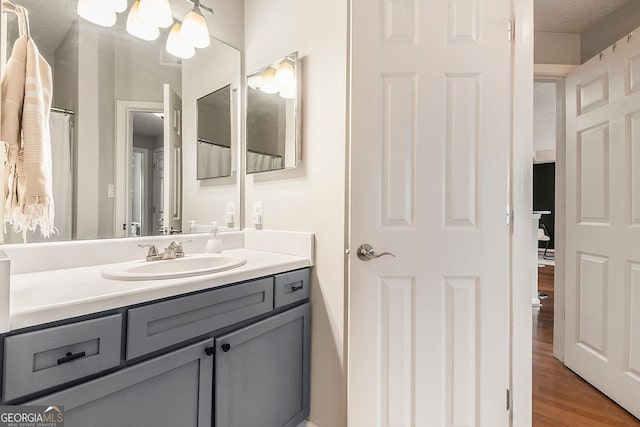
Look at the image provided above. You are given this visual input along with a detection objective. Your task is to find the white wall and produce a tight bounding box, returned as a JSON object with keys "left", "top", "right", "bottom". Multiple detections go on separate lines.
{"left": 534, "top": 31, "right": 580, "bottom": 65}
{"left": 182, "top": 39, "right": 242, "bottom": 229}
{"left": 533, "top": 81, "right": 557, "bottom": 162}
{"left": 76, "top": 21, "right": 101, "bottom": 239}
{"left": 244, "top": 1, "right": 348, "bottom": 426}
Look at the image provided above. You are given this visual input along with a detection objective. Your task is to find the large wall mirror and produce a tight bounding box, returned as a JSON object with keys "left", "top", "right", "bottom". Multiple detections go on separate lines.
{"left": 246, "top": 52, "right": 300, "bottom": 174}
{"left": 1, "top": 0, "right": 241, "bottom": 243}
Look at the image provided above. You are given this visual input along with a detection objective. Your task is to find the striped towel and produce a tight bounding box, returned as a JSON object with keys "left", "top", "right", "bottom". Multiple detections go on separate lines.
{"left": 1, "top": 6, "right": 55, "bottom": 239}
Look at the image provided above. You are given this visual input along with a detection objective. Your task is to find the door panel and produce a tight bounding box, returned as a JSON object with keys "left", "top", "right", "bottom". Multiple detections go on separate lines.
{"left": 565, "top": 28, "right": 640, "bottom": 419}
{"left": 348, "top": 0, "right": 512, "bottom": 425}
{"left": 164, "top": 84, "right": 182, "bottom": 233}
{"left": 215, "top": 304, "right": 310, "bottom": 427}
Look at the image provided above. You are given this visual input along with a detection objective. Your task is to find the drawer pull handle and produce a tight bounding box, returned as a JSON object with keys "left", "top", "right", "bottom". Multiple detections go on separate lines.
{"left": 221, "top": 343, "right": 231, "bottom": 352}
{"left": 204, "top": 346, "right": 214, "bottom": 356}
{"left": 57, "top": 351, "right": 86, "bottom": 365}
{"left": 291, "top": 285, "right": 303, "bottom": 292}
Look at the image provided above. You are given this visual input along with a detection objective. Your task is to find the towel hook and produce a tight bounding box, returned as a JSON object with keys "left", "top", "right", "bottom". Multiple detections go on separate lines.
{"left": 629, "top": 33, "right": 633, "bottom": 43}
{"left": 599, "top": 52, "right": 604, "bottom": 61}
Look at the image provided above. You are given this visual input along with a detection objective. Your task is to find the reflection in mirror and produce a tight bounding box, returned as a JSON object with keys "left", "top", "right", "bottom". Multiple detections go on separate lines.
{"left": 130, "top": 112, "right": 165, "bottom": 237}
{"left": 0, "top": 0, "right": 242, "bottom": 243}
{"left": 197, "top": 84, "right": 232, "bottom": 179}
{"left": 246, "top": 52, "right": 300, "bottom": 174}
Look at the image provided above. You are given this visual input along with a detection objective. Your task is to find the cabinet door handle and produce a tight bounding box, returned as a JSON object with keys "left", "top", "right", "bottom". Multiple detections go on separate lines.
{"left": 57, "top": 351, "right": 86, "bottom": 365}
{"left": 291, "top": 285, "right": 303, "bottom": 292}
{"left": 221, "top": 343, "right": 231, "bottom": 352}
{"left": 204, "top": 346, "right": 214, "bottom": 356}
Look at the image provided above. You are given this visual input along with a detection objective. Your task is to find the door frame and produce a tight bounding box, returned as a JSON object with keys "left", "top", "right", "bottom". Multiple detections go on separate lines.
{"left": 114, "top": 101, "right": 164, "bottom": 237}
{"left": 533, "top": 63, "right": 577, "bottom": 362}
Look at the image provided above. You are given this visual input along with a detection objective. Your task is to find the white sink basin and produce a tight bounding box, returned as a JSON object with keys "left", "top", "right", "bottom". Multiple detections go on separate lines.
{"left": 101, "top": 253, "right": 247, "bottom": 281}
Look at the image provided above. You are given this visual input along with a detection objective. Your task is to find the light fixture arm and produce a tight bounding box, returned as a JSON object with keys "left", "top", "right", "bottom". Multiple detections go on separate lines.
{"left": 186, "top": 0, "right": 213, "bottom": 15}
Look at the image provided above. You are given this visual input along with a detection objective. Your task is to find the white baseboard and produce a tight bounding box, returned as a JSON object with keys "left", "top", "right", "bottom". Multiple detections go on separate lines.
{"left": 297, "top": 421, "right": 318, "bottom": 427}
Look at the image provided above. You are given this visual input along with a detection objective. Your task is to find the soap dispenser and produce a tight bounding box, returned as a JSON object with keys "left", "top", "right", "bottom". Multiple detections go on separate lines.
{"left": 206, "top": 222, "right": 223, "bottom": 253}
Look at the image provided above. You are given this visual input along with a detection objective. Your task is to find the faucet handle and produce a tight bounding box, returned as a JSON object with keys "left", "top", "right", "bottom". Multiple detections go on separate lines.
{"left": 169, "top": 240, "right": 191, "bottom": 257}
{"left": 138, "top": 244, "right": 159, "bottom": 260}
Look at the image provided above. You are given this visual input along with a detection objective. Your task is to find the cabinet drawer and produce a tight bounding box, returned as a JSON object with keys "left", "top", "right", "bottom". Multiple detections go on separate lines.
{"left": 127, "top": 278, "right": 274, "bottom": 359}
{"left": 274, "top": 269, "right": 309, "bottom": 308}
{"left": 3, "top": 314, "right": 122, "bottom": 402}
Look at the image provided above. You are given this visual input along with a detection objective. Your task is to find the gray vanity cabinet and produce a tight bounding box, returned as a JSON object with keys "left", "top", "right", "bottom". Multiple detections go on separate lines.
{"left": 28, "top": 339, "right": 214, "bottom": 427}
{"left": 4, "top": 268, "right": 311, "bottom": 427}
{"left": 215, "top": 303, "right": 310, "bottom": 427}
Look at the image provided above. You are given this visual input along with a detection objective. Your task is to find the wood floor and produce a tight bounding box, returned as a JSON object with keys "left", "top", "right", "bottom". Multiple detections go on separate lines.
{"left": 533, "top": 266, "right": 640, "bottom": 426}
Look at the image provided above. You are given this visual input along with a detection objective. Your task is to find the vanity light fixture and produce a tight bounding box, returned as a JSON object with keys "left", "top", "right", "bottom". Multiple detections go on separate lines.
{"left": 275, "top": 60, "right": 295, "bottom": 89}
{"left": 180, "top": 0, "right": 211, "bottom": 49}
{"left": 77, "top": 0, "right": 215, "bottom": 59}
{"left": 259, "top": 68, "right": 279, "bottom": 94}
{"left": 138, "top": 0, "right": 173, "bottom": 29}
{"left": 77, "top": 0, "right": 117, "bottom": 27}
{"left": 254, "top": 58, "right": 297, "bottom": 98}
{"left": 126, "top": 0, "right": 160, "bottom": 41}
{"left": 166, "top": 23, "right": 195, "bottom": 59}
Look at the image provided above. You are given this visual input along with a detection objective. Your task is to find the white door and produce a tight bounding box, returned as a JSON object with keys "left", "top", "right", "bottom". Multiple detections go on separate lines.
{"left": 164, "top": 84, "right": 182, "bottom": 234}
{"left": 153, "top": 148, "right": 164, "bottom": 236}
{"left": 348, "top": 0, "right": 513, "bottom": 425}
{"left": 564, "top": 31, "right": 640, "bottom": 418}
{"left": 130, "top": 148, "right": 146, "bottom": 237}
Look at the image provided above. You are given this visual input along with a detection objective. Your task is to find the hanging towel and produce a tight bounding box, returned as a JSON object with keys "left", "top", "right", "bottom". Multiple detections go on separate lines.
{"left": 1, "top": 6, "right": 55, "bottom": 239}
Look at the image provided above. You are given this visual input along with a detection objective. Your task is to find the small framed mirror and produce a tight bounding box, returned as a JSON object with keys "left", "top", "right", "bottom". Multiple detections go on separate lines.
{"left": 246, "top": 52, "right": 300, "bottom": 174}
{"left": 197, "top": 84, "right": 234, "bottom": 180}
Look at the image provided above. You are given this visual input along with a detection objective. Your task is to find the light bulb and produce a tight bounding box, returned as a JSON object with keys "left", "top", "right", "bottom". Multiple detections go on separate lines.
{"left": 127, "top": 0, "right": 160, "bottom": 41}
{"left": 259, "top": 69, "right": 279, "bottom": 94}
{"left": 166, "top": 23, "right": 195, "bottom": 59}
{"left": 77, "top": 0, "right": 117, "bottom": 27}
{"left": 181, "top": 8, "right": 210, "bottom": 49}
{"left": 138, "top": 0, "right": 173, "bottom": 28}
{"left": 112, "top": 0, "right": 127, "bottom": 13}
{"left": 275, "top": 61, "right": 295, "bottom": 89}
{"left": 247, "top": 74, "right": 262, "bottom": 89}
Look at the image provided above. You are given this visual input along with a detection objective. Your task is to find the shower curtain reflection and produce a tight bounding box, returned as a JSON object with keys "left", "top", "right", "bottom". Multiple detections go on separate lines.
{"left": 3, "top": 111, "right": 73, "bottom": 243}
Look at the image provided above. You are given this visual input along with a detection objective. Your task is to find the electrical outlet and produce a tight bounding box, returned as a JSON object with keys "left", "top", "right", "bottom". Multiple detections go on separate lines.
{"left": 107, "top": 184, "right": 115, "bottom": 199}
{"left": 253, "top": 201, "right": 263, "bottom": 215}
{"left": 251, "top": 213, "right": 262, "bottom": 226}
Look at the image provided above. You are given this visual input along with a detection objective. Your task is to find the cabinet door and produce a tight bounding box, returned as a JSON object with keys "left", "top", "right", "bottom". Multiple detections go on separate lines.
{"left": 28, "top": 339, "right": 214, "bottom": 427}
{"left": 215, "top": 303, "right": 310, "bottom": 427}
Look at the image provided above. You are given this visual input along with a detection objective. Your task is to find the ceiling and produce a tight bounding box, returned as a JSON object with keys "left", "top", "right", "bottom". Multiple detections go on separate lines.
{"left": 132, "top": 112, "right": 164, "bottom": 137}
{"left": 535, "top": 0, "right": 630, "bottom": 33}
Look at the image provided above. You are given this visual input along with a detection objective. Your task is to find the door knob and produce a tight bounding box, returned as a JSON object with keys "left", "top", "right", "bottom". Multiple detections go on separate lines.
{"left": 356, "top": 244, "right": 395, "bottom": 261}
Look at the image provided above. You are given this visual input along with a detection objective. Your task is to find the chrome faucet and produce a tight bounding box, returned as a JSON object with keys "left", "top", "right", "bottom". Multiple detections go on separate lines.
{"left": 138, "top": 240, "right": 191, "bottom": 261}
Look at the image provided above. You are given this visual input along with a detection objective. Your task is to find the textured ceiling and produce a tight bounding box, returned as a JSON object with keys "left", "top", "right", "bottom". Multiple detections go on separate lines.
{"left": 535, "top": 0, "right": 630, "bottom": 33}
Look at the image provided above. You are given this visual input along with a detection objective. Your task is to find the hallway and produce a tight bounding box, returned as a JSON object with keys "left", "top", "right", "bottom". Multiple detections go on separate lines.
{"left": 533, "top": 266, "right": 640, "bottom": 426}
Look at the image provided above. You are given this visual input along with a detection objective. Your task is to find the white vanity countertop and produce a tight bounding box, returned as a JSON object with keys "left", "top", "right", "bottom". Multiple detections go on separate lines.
{"left": 9, "top": 247, "right": 311, "bottom": 331}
